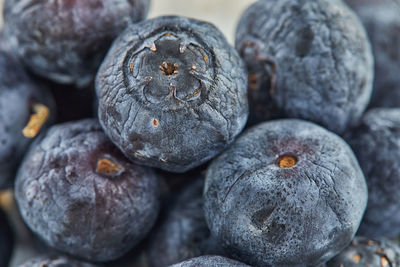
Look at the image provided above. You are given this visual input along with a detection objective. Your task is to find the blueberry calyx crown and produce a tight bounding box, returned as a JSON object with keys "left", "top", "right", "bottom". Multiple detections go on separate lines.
{"left": 124, "top": 29, "right": 215, "bottom": 106}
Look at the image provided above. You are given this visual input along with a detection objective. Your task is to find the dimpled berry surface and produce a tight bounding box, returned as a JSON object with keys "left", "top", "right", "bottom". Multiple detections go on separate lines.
{"left": 15, "top": 119, "right": 160, "bottom": 262}
{"left": 204, "top": 119, "right": 367, "bottom": 267}
{"left": 3, "top": 0, "right": 150, "bottom": 86}
{"left": 326, "top": 236, "right": 400, "bottom": 267}
{"left": 347, "top": 0, "right": 400, "bottom": 108}
{"left": 96, "top": 16, "right": 248, "bottom": 173}
{"left": 236, "top": 0, "right": 373, "bottom": 133}
{"left": 0, "top": 47, "right": 54, "bottom": 189}
{"left": 147, "top": 178, "right": 222, "bottom": 267}
{"left": 348, "top": 108, "right": 400, "bottom": 237}
{"left": 169, "top": 255, "right": 251, "bottom": 267}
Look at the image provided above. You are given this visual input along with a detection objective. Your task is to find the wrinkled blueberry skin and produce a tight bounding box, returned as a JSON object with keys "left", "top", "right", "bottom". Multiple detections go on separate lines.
{"left": 0, "top": 48, "right": 54, "bottom": 189}
{"left": 326, "top": 236, "right": 400, "bottom": 267}
{"left": 348, "top": 108, "right": 400, "bottom": 237}
{"left": 204, "top": 119, "right": 367, "bottom": 267}
{"left": 236, "top": 0, "right": 373, "bottom": 134}
{"left": 346, "top": 0, "right": 400, "bottom": 108}
{"left": 0, "top": 208, "right": 14, "bottom": 267}
{"left": 18, "top": 255, "right": 99, "bottom": 267}
{"left": 15, "top": 119, "right": 160, "bottom": 262}
{"left": 147, "top": 178, "right": 223, "bottom": 267}
{"left": 169, "top": 255, "right": 251, "bottom": 267}
{"left": 3, "top": 0, "right": 150, "bottom": 87}
{"left": 96, "top": 16, "right": 249, "bottom": 173}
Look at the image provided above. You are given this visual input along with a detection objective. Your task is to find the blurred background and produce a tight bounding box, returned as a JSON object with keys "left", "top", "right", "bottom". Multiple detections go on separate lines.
{"left": 0, "top": 0, "right": 255, "bottom": 266}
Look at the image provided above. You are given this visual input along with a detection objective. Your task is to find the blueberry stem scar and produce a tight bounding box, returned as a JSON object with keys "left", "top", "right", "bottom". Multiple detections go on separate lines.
{"left": 352, "top": 254, "right": 361, "bottom": 262}
{"left": 278, "top": 155, "right": 297, "bottom": 169}
{"left": 0, "top": 191, "right": 14, "bottom": 212}
{"left": 381, "top": 256, "right": 389, "bottom": 267}
{"left": 96, "top": 158, "right": 122, "bottom": 176}
{"left": 22, "top": 103, "right": 50, "bottom": 138}
{"left": 160, "top": 62, "right": 178, "bottom": 75}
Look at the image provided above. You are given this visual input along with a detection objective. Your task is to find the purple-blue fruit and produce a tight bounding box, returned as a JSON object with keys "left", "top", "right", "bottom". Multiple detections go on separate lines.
{"left": 346, "top": 0, "right": 400, "bottom": 108}
{"left": 326, "top": 236, "right": 400, "bottom": 267}
{"left": 96, "top": 16, "right": 248, "bottom": 173}
{"left": 147, "top": 178, "right": 223, "bottom": 267}
{"left": 236, "top": 0, "right": 373, "bottom": 133}
{"left": 204, "top": 119, "right": 367, "bottom": 266}
{"left": 3, "top": 0, "right": 150, "bottom": 86}
{"left": 15, "top": 119, "right": 160, "bottom": 262}
{"left": 169, "top": 255, "right": 251, "bottom": 267}
{"left": 0, "top": 46, "right": 54, "bottom": 189}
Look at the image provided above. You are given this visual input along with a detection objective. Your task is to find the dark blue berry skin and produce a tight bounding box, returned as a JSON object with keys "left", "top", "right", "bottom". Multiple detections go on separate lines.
{"left": 346, "top": 0, "right": 400, "bottom": 108}
{"left": 235, "top": 0, "right": 373, "bottom": 134}
{"left": 347, "top": 108, "right": 400, "bottom": 238}
{"left": 169, "top": 255, "right": 251, "bottom": 267}
{"left": 18, "top": 255, "right": 100, "bottom": 267}
{"left": 96, "top": 16, "right": 249, "bottom": 173}
{"left": 0, "top": 208, "right": 14, "bottom": 267}
{"left": 3, "top": 0, "right": 150, "bottom": 87}
{"left": 15, "top": 119, "right": 160, "bottom": 262}
{"left": 0, "top": 47, "right": 54, "bottom": 189}
{"left": 147, "top": 178, "right": 223, "bottom": 267}
{"left": 49, "top": 83, "right": 96, "bottom": 123}
{"left": 204, "top": 119, "right": 367, "bottom": 267}
{"left": 326, "top": 236, "right": 400, "bottom": 267}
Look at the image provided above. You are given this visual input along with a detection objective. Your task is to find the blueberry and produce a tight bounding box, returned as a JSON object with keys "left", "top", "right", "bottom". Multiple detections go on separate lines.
{"left": 18, "top": 255, "right": 99, "bottom": 267}
{"left": 235, "top": 0, "right": 374, "bottom": 134}
{"left": 0, "top": 47, "right": 54, "bottom": 189}
{"left": 3, "top": 0, "right": 150, "bottom": 86}
{"left": 169, "top": 255, "right": 251, "bottom": 267}
{"left": 204, "top": 119, "right": 367, "bottom": 266}
{"left": 347, "top": 108, "right": 400, "bottom": 238}
{"left": 15, "top": 119, "right": 160, "bottom": 262}
{"left": 326, "top": 236, "right": 400, "bottom": 267}
{"left": 96, "top": 16, "right": 249, "bottom": 173}
{"left": 0, "top": 208, "right": 14, "bottom": 267}
{"left": 147, "top": 178, "right": 223, "bottom": 267}
{"left": 346, "top": 0, "right": 400, "bottom": 108}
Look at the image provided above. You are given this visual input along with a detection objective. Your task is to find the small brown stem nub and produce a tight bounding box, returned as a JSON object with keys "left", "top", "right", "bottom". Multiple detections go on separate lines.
{"left": 160, "top": 62, "right": 178, "bottom": 76}
{"left": 23, "top": 103, "right": 50, "bottom": 138}
{"left": 96, "top": 158, "right": 122, "bottom": 177}
{"left": 352, "top": 254, "right": 361, "bottom": 263}
{"left": 381, "top": 256, "right": 389, "bottom": 267}
{"left": 278, "top": 155, "right": 297, "bottom": 169}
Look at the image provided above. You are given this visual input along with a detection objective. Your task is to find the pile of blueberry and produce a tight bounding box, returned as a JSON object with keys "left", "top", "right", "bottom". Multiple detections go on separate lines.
{"left": 0, "top": 0, "right": 399, "bottom": 266}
